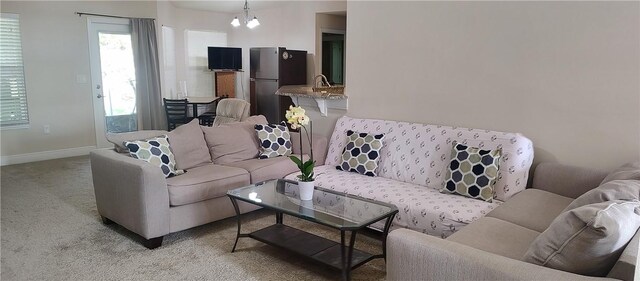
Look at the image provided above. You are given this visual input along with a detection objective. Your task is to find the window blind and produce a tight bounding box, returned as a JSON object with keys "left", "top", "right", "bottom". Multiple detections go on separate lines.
{"left": 0, "top": 13, "right": 29, "bottom": 127}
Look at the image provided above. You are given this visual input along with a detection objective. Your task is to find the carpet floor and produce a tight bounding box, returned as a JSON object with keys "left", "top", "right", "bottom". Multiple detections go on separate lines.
{"left": 1, "top": 156, "right": 387, "bottom": 280}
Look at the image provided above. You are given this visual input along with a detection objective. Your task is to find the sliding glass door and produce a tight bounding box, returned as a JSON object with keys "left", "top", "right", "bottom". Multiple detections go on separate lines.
{"left": 87, "top": 17, "right": 138, "bottom": 148}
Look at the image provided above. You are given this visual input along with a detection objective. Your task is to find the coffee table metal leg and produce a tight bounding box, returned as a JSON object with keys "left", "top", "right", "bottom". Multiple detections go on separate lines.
{"left": 381, "top": 213, "right": 396, "bottom": 261}
{"left": 229, "top": 196, "right": 242, "bottom": 253}
{"left": 339, "top": 230, "right": 358, "bottom": 281}
{"left": 275, "top": 212, "right": 283, "bottom": 224}
{"left": 346, "top": 231, "right": 357, "bottom": 281}
{"left": 340, "top": 230, "right": 346, "bottom": 280}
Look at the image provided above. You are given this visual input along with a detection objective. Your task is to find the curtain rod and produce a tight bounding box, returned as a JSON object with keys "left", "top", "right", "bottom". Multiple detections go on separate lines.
{"left": 75, "top": 12, "right": 155, "bottom": 21}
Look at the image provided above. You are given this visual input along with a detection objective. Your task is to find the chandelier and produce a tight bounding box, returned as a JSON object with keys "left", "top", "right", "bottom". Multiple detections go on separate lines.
{"left": 231, "top": 0, "right": 260, "bottom": 29}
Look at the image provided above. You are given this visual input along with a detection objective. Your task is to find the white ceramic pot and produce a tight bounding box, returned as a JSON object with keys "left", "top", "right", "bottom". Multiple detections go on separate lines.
{"left": 298, "top": 180, "right": 315, "bottom": 201}
{"left": 299, "top": 199, "right": 315, "bottom": 217}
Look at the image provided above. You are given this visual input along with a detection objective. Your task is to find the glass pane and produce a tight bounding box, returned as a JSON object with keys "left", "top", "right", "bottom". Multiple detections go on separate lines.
{"left": 98, "top": 32, "right": 137, "bottom": 133}
{"left": 227, "top": 179, "right": 397, "bottom": 230}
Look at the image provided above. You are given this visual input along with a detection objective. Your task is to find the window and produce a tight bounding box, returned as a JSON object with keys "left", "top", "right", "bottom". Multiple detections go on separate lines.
{"left": 0, "top": 13, "right": 29, "bottom": 127}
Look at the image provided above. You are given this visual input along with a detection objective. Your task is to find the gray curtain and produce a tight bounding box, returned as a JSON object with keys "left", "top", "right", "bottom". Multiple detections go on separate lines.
{"left": 131, "top": 18, "right": 166, "bottom": 130}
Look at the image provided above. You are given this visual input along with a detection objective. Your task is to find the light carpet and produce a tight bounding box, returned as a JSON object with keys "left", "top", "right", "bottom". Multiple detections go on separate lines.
{"left": 1, "top": 156, "right": 386, "bottom": 280}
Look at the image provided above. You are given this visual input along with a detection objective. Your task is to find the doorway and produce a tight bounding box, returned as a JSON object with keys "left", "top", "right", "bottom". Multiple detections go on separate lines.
{"left": 87, "top": 17, "right": 138, "bottom": 148}
{"left": 321, "top": 31, "right": 345, "bottom": 85}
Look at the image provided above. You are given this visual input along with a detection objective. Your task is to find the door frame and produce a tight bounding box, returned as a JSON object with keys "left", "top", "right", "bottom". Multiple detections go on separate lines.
{"left": 86, "top": 16, "right": 134, "bottom": 148}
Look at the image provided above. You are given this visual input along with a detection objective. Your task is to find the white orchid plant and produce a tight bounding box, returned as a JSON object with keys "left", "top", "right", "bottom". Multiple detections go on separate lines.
{"left": 285, "top": 106, "right": 314, "bottom": 182}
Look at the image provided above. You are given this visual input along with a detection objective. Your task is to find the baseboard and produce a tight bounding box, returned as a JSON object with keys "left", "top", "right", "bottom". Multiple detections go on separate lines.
{"left": 1, "top": 146, "right": 97, "bottom": 166}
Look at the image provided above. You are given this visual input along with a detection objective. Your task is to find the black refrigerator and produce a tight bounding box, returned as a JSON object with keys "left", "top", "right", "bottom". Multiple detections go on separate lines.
{"left": 250, "top": 47, "right": 307, "bottom": 123}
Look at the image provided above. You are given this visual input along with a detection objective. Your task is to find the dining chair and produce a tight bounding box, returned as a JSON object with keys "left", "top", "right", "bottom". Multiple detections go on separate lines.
{"left": 197, "top": 97, "right": 224, "bottom": 127}
{"left": 163, "top": 98, "right": 189, "bottom": 131}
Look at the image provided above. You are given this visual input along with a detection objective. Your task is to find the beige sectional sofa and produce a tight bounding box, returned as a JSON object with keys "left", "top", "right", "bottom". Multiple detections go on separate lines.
{"left": 387, "top": 162, "right": 639, "bottom": 281}
{"left": 90, "top": 117, "right": 327, "bottom": 249}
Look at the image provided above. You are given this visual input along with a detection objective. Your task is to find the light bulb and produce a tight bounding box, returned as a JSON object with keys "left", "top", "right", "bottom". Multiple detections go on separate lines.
{"left": 231, "top": 17, "right": 240, "bottom": 27}
{"left": 247, "top": 17, "right": 260, "bottom": 29}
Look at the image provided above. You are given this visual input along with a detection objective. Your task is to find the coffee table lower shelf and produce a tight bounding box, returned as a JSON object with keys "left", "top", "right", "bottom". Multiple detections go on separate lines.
{"left": 249, "top": 224, "right": 376, "bottom": 271}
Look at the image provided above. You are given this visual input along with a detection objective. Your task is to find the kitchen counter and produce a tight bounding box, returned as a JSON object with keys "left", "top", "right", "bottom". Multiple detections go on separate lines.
{"left": 275, "top": 85, "right": 348, "bottom": 116}
{"left": 275, "top": 85, "right": 347, "bottom": 100}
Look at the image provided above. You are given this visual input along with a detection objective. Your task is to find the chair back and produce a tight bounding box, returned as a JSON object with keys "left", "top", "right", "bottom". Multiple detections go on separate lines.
{"left": 163, "top": 98, "right": 188, "bottom": 131}
{"left": 213, "top": 98, "right": 250, "bottom": 126}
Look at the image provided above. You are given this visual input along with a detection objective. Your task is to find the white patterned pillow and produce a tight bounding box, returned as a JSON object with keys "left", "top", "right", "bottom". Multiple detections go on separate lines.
{"left": 336, "top": 130, "right": 385, "bottom": 177}
{"left": 124, "top": 135, "right": 184, "bottom": 178}
{"left": 255, "top": 122, "right": 292, "bottom": 159}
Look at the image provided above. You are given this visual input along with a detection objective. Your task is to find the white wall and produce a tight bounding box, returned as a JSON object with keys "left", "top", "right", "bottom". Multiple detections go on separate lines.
{"left": 228, "top": 1, "right": 348, "bottom": 137}
{"left": 0, "top": 1, "right": 156, "bottom": 159}
{"left": 346, "top": 1, "right": 640, "bottom": 171}
{"left": 156, "top": 1, "right": 231, "bottom": 100}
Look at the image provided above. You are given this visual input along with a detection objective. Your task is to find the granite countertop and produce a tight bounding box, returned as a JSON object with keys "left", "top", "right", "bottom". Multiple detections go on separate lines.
{"left": 275, "top": 85, "right": 347, "bottom": 100}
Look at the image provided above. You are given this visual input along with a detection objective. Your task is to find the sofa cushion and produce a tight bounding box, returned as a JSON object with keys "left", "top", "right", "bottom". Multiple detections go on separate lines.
{"left": 202, "top": 121, "right": 262, "bottom": 165}
{"left": 441, "top": 143, "right": 501, "bottom": 202}
{"left": 565, "top": 180, "right": 640, "bottom": 211}
{"left": 447, "top": 217, "right": 541, "bottom": 260}
{"left": 125, "top": 135, "right": 184, "bottom": 178}
{"left": 167, "top": 119, "right": 211, "bottom": 170}
{"left": 487, "top": 189, "right": 573, "bottom": 232}
{"left": 336, "top": 130, "right": 385, "bottom": 177}
{"left": 324, "top": 116, "right": 534, "bottom": 201}
{"left": 106, "top": 130, "right": 168, "bottom": 153}
{"left": 166, "top": 164, "right": 250, "bottom": 206}
{"left": 286, "top": 165, "right": 500, "bottom": 238}
{"left": 523, "top": 200, "right": 640, "bottom": 277}
{"left": 255, "top": 122, "right": 293, "bottom": 159}
{"left": 602, "top": 162, "right": 640, "bottom": 184}
{"left": 226, "top": 154, "right": 308, "bottom": 184}
{"left": 608, "top": 228, "right": 640, "bottom": 281}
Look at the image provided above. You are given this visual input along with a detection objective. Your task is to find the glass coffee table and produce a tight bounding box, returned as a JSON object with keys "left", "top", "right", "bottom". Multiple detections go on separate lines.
{"left": 227, "top": 179, "right": 398, "bottom": 281}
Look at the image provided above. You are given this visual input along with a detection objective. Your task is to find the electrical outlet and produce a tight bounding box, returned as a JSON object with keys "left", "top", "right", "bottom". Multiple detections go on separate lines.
{"left": 43, "top": 125, "right": 50, "bottom": 135}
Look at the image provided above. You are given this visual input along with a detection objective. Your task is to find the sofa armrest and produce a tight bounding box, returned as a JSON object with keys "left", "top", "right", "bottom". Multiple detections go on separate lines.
{"left": 90, "top": 149, "right": 170, "bottom": 239}
{"left": 387, "top": 228, "right": 606, "bottom": 281}
{"left": 531, "top": 162, "right": 608, "bottom": 199}
{"left": 290, "top": 132, "right": 328, "bottom": 166}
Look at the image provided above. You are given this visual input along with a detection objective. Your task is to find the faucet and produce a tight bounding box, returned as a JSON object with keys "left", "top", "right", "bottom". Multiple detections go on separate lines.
{"left": 314, "top": 74, "right": 331, "bottom": 88}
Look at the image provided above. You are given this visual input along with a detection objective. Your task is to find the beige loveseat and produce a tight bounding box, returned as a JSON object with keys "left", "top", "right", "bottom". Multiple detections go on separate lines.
{"left": 90, "top": 117, "right": 327, "bottom": 249}
{"left": 387, "top": 162, "right": 639, "bottom": 281}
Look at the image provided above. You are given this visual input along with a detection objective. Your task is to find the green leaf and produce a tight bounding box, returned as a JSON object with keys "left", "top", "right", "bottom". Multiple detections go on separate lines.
{"left": 289, "top": 155, "right": 303, "bottom": 169}
{"left": 302, "top": 159, "right": 314, "bottom": 170}
{"left": 303, "top": 162, "right": 314, "bottom": 175}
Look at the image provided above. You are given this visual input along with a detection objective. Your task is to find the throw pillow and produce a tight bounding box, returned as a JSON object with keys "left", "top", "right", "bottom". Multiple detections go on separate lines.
{"left": 202, "top": 118, "right": 266, "bottom": 165}
{"left": 564, "top": 180, "right": 640, "bottom": 211}
{"left": 601, "top": 162, "right": 640, "bottom": 184}
{"left": 441, "top": 143, "right": 501, "bottom": 202}
{"left": 255, "top": 122, "right": 292, "bottom": 159}
{"left": 106, "top": 130, "right": 168, "bottom": 153}
{"left": 335, "top": 130, "right": 385, "bottom": 177}
{"left": 124, "top": 135, "right": 184, "bottom": 178}
{"left": 167, "top": 118, "right": 211, "bottom": 170}
{"left": 523, "top": 200, "right": 640, "bottom": 277}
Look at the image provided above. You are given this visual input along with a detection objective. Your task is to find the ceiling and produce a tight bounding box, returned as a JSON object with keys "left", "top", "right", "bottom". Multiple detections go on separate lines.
{"left": 170, "top": 1, "right": 289, "bottom": 14}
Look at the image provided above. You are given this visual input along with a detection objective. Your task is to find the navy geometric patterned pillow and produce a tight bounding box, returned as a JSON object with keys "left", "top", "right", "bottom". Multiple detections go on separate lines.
{"left": 441, "top": 143, "right": 501, "bottom": 202}
{"left": 255, "top": 122, "right": 292, "bottom": 159}
{"left": 336, "top": 130, "right": 385, "bottom": 177}
{"left": 124, "top": 135, "right": 184, "bottom": 178}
